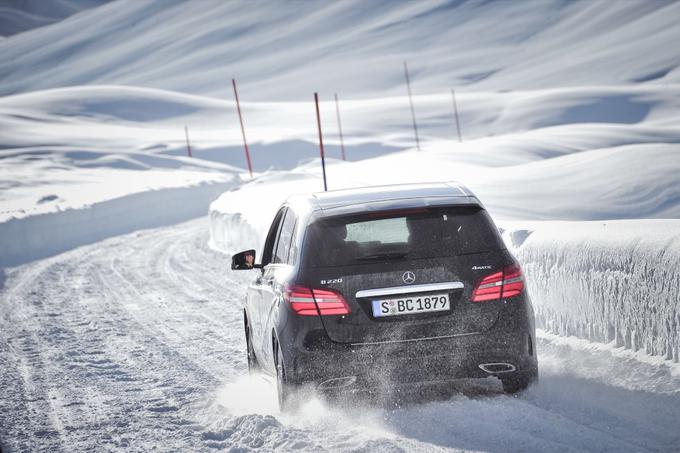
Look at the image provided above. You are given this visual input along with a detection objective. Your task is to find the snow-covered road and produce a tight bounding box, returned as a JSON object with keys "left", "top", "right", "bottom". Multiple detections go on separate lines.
{"left": 1, "top": 218, "right": 679, "bottom": 452}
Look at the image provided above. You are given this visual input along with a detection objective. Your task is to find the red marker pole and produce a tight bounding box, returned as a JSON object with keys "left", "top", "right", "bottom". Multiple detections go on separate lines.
{"left": 451, "top": 88, "right": 462, "bottom": 143}
{"left": 334, "top": 93, "right": 346, "bottom": 161}
{"left": 232, "top": 78, "right": 253, "bottom": 178}
{"left": 184, "top": 125, "right": 193, "bottom": 157}
{"left": 314, "top": 92, "right": 328, "bottom": 191}
{"left": 403, "top": 61, "right": 421, "bottom": 151}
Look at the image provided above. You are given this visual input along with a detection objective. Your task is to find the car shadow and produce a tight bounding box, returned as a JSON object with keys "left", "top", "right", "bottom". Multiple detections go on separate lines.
{"left": 321, "top": 376, "right": 505, "bottom": 410}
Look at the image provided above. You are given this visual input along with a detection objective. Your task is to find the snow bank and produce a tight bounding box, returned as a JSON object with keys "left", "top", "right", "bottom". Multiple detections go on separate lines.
{"left": 506, "top": 220, "right": 680, "bottom": 363}
{"left": 0, "top": 180, "right": 236, "bottom": 267}
{"left": 209, "top": 172, "right": 320, "bottom": 256}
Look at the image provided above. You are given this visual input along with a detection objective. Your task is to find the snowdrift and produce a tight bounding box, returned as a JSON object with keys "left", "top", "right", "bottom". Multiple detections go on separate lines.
{"left": 4, "top": 84, "right": 678, "bottom": 164}
{"left": 506, "top": 220, "right": 680, "bottom": 363}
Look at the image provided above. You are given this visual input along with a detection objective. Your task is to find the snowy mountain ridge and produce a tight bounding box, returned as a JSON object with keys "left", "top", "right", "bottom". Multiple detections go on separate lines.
{"left": 1, "top": 0, "right": 679, "bottom": 99}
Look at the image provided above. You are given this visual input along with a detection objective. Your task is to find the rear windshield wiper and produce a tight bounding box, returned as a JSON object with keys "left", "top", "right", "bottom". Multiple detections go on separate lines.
{"left": 355, "top": 252, "right": 408, "bottom": 261}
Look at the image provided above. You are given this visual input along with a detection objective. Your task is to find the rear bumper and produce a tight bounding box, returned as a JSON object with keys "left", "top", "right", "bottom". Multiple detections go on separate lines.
{"left": 286, "top": 322, "right": 537, "bottom": 389}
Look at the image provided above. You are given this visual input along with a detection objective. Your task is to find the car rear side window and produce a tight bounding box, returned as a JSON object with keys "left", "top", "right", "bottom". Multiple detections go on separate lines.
{"left": 273, "top": 209, "right": 296, "bottom": 264}
{"left": 287, "top": 222, "right": 299, "bottom": 265}
{"left": 261, "top": 208, "right": 286, "bottom": 266}
{"left": 303, "top": 206, "right": 504, "bottom": 268}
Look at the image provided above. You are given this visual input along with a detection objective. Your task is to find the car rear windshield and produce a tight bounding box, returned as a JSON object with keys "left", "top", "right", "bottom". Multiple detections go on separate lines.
{"left": 303, "top": 206, "right": 504, "bottom": 268}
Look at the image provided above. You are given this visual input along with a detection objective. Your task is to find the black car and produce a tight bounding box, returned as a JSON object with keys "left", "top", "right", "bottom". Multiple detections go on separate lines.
{"left": 232, "top": 182, "right": 538, "bottom": 408}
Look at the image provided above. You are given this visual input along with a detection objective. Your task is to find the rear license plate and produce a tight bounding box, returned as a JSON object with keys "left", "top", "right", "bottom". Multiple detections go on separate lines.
{"left": 371, "top": 293, "right": 450, "bottom": 318}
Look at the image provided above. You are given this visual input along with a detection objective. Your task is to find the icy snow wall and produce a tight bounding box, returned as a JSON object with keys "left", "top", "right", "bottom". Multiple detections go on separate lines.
{"left": 509, "top": 220, "right": 680, "bottom": 362}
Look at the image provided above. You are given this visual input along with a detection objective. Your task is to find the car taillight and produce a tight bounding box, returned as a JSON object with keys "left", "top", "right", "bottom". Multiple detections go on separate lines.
{"left": 471, "top": 264, "right": 525, "bottom": 302}
{"left": 501, "top": 264, "right": 524, "bottom": 298}
{"left": 283, "top": 285, "right": 351, "bottom": 316}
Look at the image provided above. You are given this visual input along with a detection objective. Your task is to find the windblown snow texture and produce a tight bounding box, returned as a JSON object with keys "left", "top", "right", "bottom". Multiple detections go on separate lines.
{"left": 0, "top": 0, "right": 107, "bottom": 37}
{"left": 1, "top": 0, "right": 680, "bottom": 98}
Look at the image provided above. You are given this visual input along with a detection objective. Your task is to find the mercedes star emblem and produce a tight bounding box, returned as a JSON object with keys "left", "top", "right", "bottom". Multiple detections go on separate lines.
{"left": 402, "top": 271, "right": 416, "bottom": 284}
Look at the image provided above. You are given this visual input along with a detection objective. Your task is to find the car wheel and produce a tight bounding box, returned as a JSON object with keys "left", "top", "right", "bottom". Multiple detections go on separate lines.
{"left": 501, "top": 370, "right": 537, "bottom": 394}
{"left": 244, "top": 314, "right": 258, "bottom": 374}
{"left": 275, "top": 341, "right": 294, "bottom": 411}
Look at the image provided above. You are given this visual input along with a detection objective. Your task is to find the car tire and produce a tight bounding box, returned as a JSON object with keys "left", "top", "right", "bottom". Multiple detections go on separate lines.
{"left": 275, "top": 340, "right": 294, "bottom": 411}
{"left": 244, "top": 314, "right": 259, "bottom": 374}
{"left": 501, "top": 370, "right": 538, "bottom": 394}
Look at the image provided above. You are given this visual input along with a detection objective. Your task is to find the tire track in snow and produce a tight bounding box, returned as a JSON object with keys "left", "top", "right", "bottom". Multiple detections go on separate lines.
{"left": 0, "top": 219, "right": 246, "bottom": 451}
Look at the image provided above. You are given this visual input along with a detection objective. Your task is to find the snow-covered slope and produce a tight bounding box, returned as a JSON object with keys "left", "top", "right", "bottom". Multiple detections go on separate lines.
{"left": 1, "top": 0, "right": 679, "bottom": 99}
{"left": 1, "top": 1, "right": 678, "bottom": 251}
{"left": 4, "top": 83, "right": 679, "bottom": 154}
{"left": 3, "top": 83, "right": 679, "bottom": 225}
{"left": 0, "top": 85, "right": 246, "bottom": 265}
{"left": 0, "top": 0, "right": 107, "bottom": 37}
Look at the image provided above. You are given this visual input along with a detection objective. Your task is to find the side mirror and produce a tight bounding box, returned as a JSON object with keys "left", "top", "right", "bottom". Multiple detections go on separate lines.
{"left": 231, "top": 249, "right": 260, "bottom": 270}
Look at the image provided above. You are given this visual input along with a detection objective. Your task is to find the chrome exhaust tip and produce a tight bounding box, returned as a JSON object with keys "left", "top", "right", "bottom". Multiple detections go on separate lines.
{"left": 318, "top": 376, "right": 357, "bottom": 389}
{"left": 479, "top": 363, "right": 516, "bottom": 374}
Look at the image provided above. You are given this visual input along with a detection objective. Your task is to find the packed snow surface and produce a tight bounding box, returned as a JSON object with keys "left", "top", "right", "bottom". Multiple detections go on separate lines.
{"left": 1, "top": 219, "right": 679, "bottom": 452}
